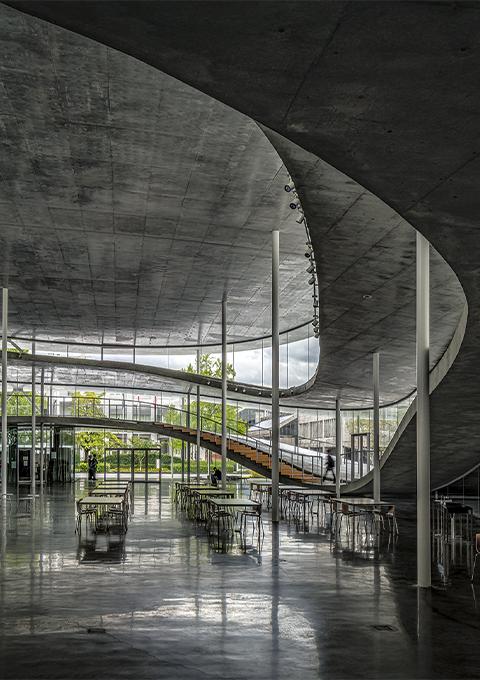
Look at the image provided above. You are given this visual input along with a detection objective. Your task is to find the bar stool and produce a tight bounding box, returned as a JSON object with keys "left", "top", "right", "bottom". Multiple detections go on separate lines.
{"left": 239, "top": 505, "right": 264, "bottom": 539}
{"left": 471, "top": 533, "right": 480, "bottom": 581}
{"left": 75, "top": 499, "right": 97, "bottom": 534}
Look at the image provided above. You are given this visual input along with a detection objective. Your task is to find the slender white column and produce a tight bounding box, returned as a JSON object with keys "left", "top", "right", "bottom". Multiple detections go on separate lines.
{"left": 335, "top": 398, "right": 341, "bottom": 498}
{"left": 31, "top": 340, "right": 36, "bottom": 496}
{"left": 221, "top": 296, "right": 227, "bottom": 490}
{"left": 181, "top": 397, "right": 185, "bottom": 482}
{"left": 196, "top": 349, "right": 201, "bottom": 483}
{"left": 373, "top": 352, "right": 381, "bottom": 502}
{"left": 271, "top": 230, "right": 280, "bottom": 522}
{"left": 186, "top": 393, "right": 191, "bottom": 484}
{"left": 1, "top": 289, "right": 7, "bottom": 497}
{"left": 40, "top": 367, "right": 45, "bottom": 488}
{"left": 417, "top": 232, "right": 431, "bottom": 588}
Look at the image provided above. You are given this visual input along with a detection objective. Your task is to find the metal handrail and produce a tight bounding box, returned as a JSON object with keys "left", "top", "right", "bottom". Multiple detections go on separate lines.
{"left": 4, "top": 392, "right": 413, "bottom": 483}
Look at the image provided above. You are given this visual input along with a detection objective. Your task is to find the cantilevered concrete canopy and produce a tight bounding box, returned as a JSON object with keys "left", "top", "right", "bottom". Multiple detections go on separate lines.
{"left": 0, "top": 4, "right": 314, "bottom": 346}
{"left": 5, "top": 0, "right": 480, "bottom": 490}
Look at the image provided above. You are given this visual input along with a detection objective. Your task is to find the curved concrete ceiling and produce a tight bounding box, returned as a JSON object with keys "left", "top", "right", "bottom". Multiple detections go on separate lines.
{"left": 0, "top": 3, "right": 314, "bottom": 345}
{"left": 6, "top": 1, "right": 480, "bottom": 487}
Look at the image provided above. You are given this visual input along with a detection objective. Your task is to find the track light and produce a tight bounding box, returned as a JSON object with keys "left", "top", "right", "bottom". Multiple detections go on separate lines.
{"left": 306, "top": 263, "right": 314, "bottom": 274}
{"left": 308, "top": 275, "right": 315, "bottom": 285}
{"left": 284, "top": 180, "right": 295, "bottom": 192}
{"left": 313, "top": 298, "right": 319, "bottom": 308}
{"left": 314, "top": 331, "right": 320, "bottom": 338}
{"left": 289, "top": 198, "right": 301, "bottom": 210}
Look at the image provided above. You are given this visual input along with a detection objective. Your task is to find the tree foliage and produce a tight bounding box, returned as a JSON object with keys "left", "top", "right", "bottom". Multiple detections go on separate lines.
{"left": 73, "top": 391, "right": 123, "bottom": 460}
{"left": 185, "top": 353, "right": 236, "bottom": 380}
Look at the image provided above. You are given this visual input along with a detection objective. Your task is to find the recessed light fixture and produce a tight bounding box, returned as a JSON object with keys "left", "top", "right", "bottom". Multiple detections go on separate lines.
{"left": 362, "top": 294, "right": 372, "bottom": 300}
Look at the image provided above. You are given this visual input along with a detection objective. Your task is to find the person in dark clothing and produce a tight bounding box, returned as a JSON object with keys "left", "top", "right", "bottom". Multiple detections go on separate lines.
{"left": 322, "top": 453, "right": 336, "bottom": 483}
{"left": 87, "top": 453, "right": 98, "bottom": 481}
{"left": 210, "top": 466, "right": 222, "bottom": 486}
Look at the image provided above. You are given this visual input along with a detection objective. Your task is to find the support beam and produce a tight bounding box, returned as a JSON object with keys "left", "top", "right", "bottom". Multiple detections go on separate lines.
{"left": 271, "top": 230, "right": 280, "bottom": 522}
{"left": 335, "top": 398, "right": 341, "bottom": 499}
{"left": 196, "top": 349, "right": 201, "bottom": 483}
{"left": 31, "top": 340, "right": 36, "bottom": 496}
{"left": 417, "top": 232, "right": 431, "bottom": 588}
{"left": 186, "top": 393, "right": 191, "bottom": 484}
{"left": 1, "top": 288, "right": 7, "bottom": 497}
{"left": 181, "top": 397, "right": 185, "bottom": 482}
{"left": 221, "top": 296, "right": 227, "bottom": 490}
{"left": 40, "top": 366, "right": 45, "bottom": 488}
{"left": 373, "top": 352, "right": 380, "bottom": 502}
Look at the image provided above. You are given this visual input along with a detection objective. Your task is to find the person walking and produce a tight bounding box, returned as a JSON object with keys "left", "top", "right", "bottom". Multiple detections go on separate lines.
{"left": 322, "top": 453, "right": 336, "bottom": 483}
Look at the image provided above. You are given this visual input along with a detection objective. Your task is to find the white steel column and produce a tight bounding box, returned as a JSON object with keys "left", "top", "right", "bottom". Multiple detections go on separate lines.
{"left": 40, "top": 366, "right": 45, "bottom": 488}
{"left": 221, "top": 296, "right": 227, "bottom": 490}
{"left": 1, "top": 288, "right": 7, "bottom": 497}
{"left": 181, "top": 397, "right": 185, "bottom": 482}
{"left": 417, "top": 232, "right": 431, "bottom": 588}
{"left": 373, "top": 352, "right": 381, "bottom": 502}
{"left": 335, "top": 398, "right": 342, "bottom": 499}
{"left": 31, "top": 340, "right": 36, "bottom": 496}
{"left": 271, "top": 230, "right": 280, "bottom": 522}
{"left": 186, "top": 393, "right": 191, "bottom": 484}
{"left": 196, "top": 349, "right": 201, "bottom": 483}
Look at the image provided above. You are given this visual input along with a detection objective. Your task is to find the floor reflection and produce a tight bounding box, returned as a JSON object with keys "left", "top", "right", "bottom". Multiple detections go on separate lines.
{"left": 77, "top": 533, "right": 126, "bottom": 564}
{"left": 0, "top": 482, "right": 479, "bottom": 679}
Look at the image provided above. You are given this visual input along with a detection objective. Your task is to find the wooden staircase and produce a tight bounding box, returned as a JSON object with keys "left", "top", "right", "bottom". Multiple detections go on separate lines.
{"left": 161, "top": 423, "right": 323, "bottom": 486}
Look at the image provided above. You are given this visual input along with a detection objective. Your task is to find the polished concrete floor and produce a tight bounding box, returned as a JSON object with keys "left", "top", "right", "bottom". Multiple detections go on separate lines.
{"left": 0, "top": 481, "right": 480, "bottom": 679}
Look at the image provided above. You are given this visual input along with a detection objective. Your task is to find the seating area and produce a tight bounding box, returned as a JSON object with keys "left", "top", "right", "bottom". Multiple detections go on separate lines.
{"left": 175, "top": 480, "right": 264, "bottom": 549}
{"left": 75, "top": 481, "right": 132, "bottom": 535}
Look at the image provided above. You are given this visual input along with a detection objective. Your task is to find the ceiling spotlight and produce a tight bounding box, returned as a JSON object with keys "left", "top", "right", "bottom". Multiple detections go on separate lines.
{"left": 304, "top": 250, "right": 312, "bottom": 258}
{"left": 306, "top": 263, "right": 314, "bottom": 274}
{"left": 296, "top": 213, "right": 305, "bottom": 224}
{"left": 313, "top": 298, "right": 319, "bottom": 308}
{"left": 308, "top": 275, "right": 315, "bottom": 285}
{"left": 284, "top": 180, "right": 295, "bottom": 192}
{"left": 314, "top": 331, "right": 320, "bottom": 339}
{"left": 242, "top": 388, "right": 246, "bottom": 394}
{"left": 289, "top": 198, "right": 301, "bottom": 210}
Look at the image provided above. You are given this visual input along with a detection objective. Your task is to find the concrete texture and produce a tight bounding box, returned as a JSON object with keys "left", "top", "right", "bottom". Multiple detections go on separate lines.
{"left": 0, "top": 2, "right": 466, "bottom": 409}
{"left": 1, "top": 482, "right": 480, "bottom": 679}
{"left": 7, "top": 1, "right": 478, "bottom": 486}
{"left": 0, "top": 5, "right": 314, "bottom": 346}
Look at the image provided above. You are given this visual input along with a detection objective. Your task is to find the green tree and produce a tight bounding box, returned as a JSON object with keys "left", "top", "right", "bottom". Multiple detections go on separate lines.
{"left": 4, "top": 390, "right": 41, "bottom": 416}
{"left": 185, "top": 353, "right": 236, "bottom": 380}
{"left": 183, "top": 353, "right": 246, "bottom": 435}
{"left": 71, "top": 390, "right": 106, "bottom": 417}
{"left": 73, "top": 391, "right": 123, "bottom": 469}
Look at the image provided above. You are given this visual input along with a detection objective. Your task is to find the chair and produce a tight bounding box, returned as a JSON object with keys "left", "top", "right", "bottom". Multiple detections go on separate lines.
{"left": 207, "top": 503, "right": 234, "bottom": 537}
{"left": 444, "top": 502, "right": 472, "bottom": 541}
{"left": 239, "top": 505, "right": 264, "bottom": 540}
{"left": 106, "top": 507, "right": 127, "bottom": 533}
{"left": 75, "top": 499, "right": 97, "bottom": 534}
{"left": 471, "top": 533, "right": 480, "bottom": 582}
